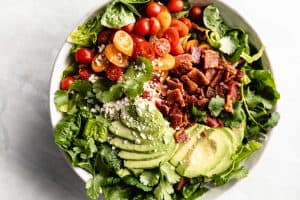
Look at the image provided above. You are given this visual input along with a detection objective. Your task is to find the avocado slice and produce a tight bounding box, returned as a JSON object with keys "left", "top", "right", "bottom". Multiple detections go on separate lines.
{"left": 118, "top": 149, "right": 166, "bottom": 160}
{"left": 109, "top": 121, "right": 141, "bottom": 142}
{"left": 109, "top": 137, "right": 163, "bottom": 152}
{"left": 176, "top": 128, "right": 232, "bottom": 178}
{"left": 170, "top": 124, "right": 209, "bottom": 166}
{"left": 124, "top": 138, "right": 177, "bottom": 169}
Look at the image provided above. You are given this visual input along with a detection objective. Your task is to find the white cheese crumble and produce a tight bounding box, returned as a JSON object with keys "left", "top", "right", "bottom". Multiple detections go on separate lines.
{"left": 100, "top": 98, "right": 130, "bottom": 120}
{"left": 88, "top": 74, "right": 99, "bottom": 83}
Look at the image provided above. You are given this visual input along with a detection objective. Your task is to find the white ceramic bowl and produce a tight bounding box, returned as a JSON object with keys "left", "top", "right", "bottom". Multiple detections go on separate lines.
{"left": 49, "top": 0, "right": 273, "bottom": 199}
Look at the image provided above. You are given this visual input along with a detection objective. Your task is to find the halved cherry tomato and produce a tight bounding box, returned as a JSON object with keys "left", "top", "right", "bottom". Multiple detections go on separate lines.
{"left": 92, "top": 53, "right": 109, "bottom": 72}
{"left": 170, "top": 19, "right": 189, "bottom": 37}
{"left": 171, "top": 43, "right": 184, "bottom": 55}
{"left": 179, "top": 18, "right": 192, "bottom": 30}
{"left": 104, "top": 44, "right": 128, "bottom": 67}
{"left": 163, "top": 27, "right": 180, "bottom": 48}
{"left": 152, "top": 54, "right": 175, "bottom": 71}
{"left": 79, "top": 67, "right": 92, "bottom": 79}
{"left": 131, "top": 34, "right": 146, "bottom": 44}
{"left": 154, "top": 38, "right": 171, "bottom": 57}
{"left": 134, "top": 41, "right": 155, "bottom": 60}
{"left": 98, "top": 30, "right": 112, "bottom": 44}
{"left": 167, "top": 0, "right": 184, "bottom": 12}
{"left": 189, "top": 5, "right": 202, "bottom": 22}
{"left": 60, "top": 76, "right": 75, "bottom": 90}
{"left": 146, "top": 2, "right": 162, "bottom": 17}
{"left": 105, "top": 65, "right": 123, "bottom": 81}
{"left": 122, "top": 23, "right": 135, "bottom": 33}
{"left": 157, "top": 11, "right": 172, "bottom": 33}
{"left": 75, "top": 48, "right": 94, "bottom": 64}
{"left": 113, "top": 30, "right": 134, "bottom": 56}
{"left": 134, "top": 18, "right": 150, "bottom": 36}
{"left": 149, "top": 17, "right": 161, "bottom": 35}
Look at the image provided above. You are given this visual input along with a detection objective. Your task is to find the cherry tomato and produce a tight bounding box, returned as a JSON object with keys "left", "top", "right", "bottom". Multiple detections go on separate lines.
{"left": 146, "top": 2, "right": 162, "bottom": 17}
{"left": 75, "top": 48, "right": 94, "bottom": 64}
{"left": 134, "top": 18, "right": 150, "bottom": 36}
{"left": 122, "top": 23, "right": 135, "bottom": 33}
{"left": 104, "top": 44, "right": 128, "bottom": 67}
{"left": 189, "top": 5, "right": 202, "bottom": 22}
{"left": 154, "top": 38, "right": 171, "bottom": 57}
{"left": 92, "top": 53, "right": 109, "bottom": 72}
{"left": 152, "top": 54, "right": 175, "bottom": 71}
{"left": 134, "top": 41, "right": 155, "bottom": 60}
{"left": 131, "top": 34, "right": 146, "bottom": 44}
{"left": 157, "top": 11, "right": 172, "bottom": 33}
{"left": 105, "top": 65, "right": 123, "bottom": 81}
{"left": 170, "top": 19, "right": 189, "bottom": 37}
{"left": 98, "top": 30, "right": 112, "bottom": 44}
{"left": 60, "top": 76, "right": 75, "bottom": 90}
{"left": 113, "top": 30, "right": 134, "bottom": 56}
{"left": 149, "top": 17, "right": 161, "bottom": 35}
{"left": 171, "top": 43, "right": 184, "bottom": 55}
{"left": 167, "top": 0, "right": 184, "bottom": 12}
{"left": 78, "top": 67, "right": 92, "bottom": 79}
{"left": 179, "top": 18, "right": 192, "bottom": 30}
{"left": 163, "top": 27, "right": 180, "bottom": 48}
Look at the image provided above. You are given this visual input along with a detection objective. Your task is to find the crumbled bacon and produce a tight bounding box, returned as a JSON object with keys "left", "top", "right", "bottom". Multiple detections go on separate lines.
{"left": 205, "top": 68, "right": 217, "bottom": 82}
{"left": 205, "top": 117, "right": 223, "bottom": 128}
{"left": 191, "top": 46, "right": 201, "bottom": 64}
{"left": 174, "top": 129, "right": 188, "bottom": 143}
{"left": 204, "top": 50, "right": 219, "bottom": 69}
{"left": 210, "top": 70, "right": 224, "bottom": 87}
{"left": 166, "top": 78, "right": 184, "bottom": 92}
{"left": 167, "top": 89, "right": 185, "bottom": 107}
{"left": 215, "top": 82, "right": 228, "bottom": 98}
{"left": 206, "top": 87, "right": 216, "bottom": 98}
{"left": 224, "top": 81, "right": 241, "bottom": 113}
{"left": 155, "top": 100, "right": 170, "bottom": 116}
{"left": 170, "top": 54, "right": 194, "bottom": 77}
{"left": 187, "top": 68, "right": 209, "bottom": 86}
{"left": 181, "top": 75, "right": 198, "bottom": 94}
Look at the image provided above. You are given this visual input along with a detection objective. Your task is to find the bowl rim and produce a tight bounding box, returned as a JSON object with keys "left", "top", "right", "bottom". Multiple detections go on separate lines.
{"left": 49, "top": 0, "right": 275, "bottom": 197}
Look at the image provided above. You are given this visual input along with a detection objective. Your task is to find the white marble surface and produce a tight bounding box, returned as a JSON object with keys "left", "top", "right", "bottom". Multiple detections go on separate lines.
{"left": 0, "top": 0, "right": 299, "bottom": 199}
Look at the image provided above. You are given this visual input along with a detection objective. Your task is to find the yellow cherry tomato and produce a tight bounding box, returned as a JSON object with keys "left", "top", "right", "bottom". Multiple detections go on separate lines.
{"left": 104, "top": 44, "right": 129, "bottom": 67}
{"left": 183, "top": 39, "right": 199, "bottom": 52}
{"left": 113, "top": 30, "right": 134, "bottom": 56}
{"left": 157, "top": 11, "right": 172, "bottom": 34}
{"left": 152, "top": 54, "right": 175, "bottom": 71}
{"left": 91, "top": 53, "right": 109, "bottom": 72}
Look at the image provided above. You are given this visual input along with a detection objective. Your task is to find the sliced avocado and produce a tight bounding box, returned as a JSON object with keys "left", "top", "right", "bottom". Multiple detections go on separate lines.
{"left": 124, "top": 138, "right": 177, "bottom": 169}
{"left": 207, "top": 154, "right": 232, "bottom": 176}
{"left": 170, "top": 124, "right": 209, "bottom": 166}
{"left": 109, "top": 121, "right": 141, "bottom": 142}
{"left": 220, "top": 127, "right": 240, "bottom": 151}
{"left": 118, "top": 149, "right": 166, "bottom": 160}
{"left": 176, "top": 128, "right": 232, "bottom": 178}
{"left": 109, "top": 137, "right": 163, "bottom": 152}
{"left": 129, "top": 168, "right": 144, "bottom": 176}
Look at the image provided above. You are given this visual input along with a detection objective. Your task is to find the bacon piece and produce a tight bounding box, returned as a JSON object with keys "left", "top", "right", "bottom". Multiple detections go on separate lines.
{"left": 204, "top": 50, "right": 219, "bottom": 69}
{"left": 220, "top": 59, "right": 237, "bottom": 75}
{"left": 166, "top": 78, "right": 184, "bottom": 92}
{"left": 169, "top": 107, "right": 183, "bottom": 128}
{"left": 206, "top": 87, "right": 216, "bottom": 98}
{"left": 192, "top": 22, "right": 207, "bottom": 32}
{"left": 204, "top": 117, "right": 223, "bottom": 128}
{"left": 175, "top": 178, "right": 188, "bottom": 191}
{"left": 235, "top": 69, "right": 244, "bottom": 81}
{"left": 191, "top": 46, "right": 201, "bottom": 64}
{"left": 170, "top": 54, "right": 194, "bottom": 77}
{"left": 155, "top": 100, "right": 170, "bottom": 116}
{"left": 210, "top": 70, "right": 224, "bottom": 87}
{"left": 215, "top": 82, "right": 228, "bottom": 98}
{"left": 187, "top": 68, "right": 209, "bottom": 86}
{"left": 175, "top": 54, "right": 193, "bottom": 68}
{"left": 174, "top": 129, "right": 188, "bottom": 143}
{"left": 205, "top": 68, "right": 217, "bottom": 82}
{"left": 167, "top": 89, "right": 185, "bottom": 107}
{"left": 181, "top": 75, "right": 198, "bottom": 94}
{"left": 185, "top": 95, "right": 209, "bottom": 108}
{"left": 224, "top": 81, "right": 241, "bottom": 113}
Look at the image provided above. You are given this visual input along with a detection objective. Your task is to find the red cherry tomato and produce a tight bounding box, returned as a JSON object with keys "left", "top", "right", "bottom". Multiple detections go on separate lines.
{"left": 149, "top": 17, "right": 161, "bottom": 35}
{"left": 131, "top": 34, "right": 146, "bottom": 44}
{"left": 98, "top": 30, "right": 112, "bottom": 44}
{"left": 78, "top": 67, "right": 92, "bottom": 79}
{"left": 75, "top": 48, "right": 95, "bottom": 64}
{"left": 167, "top": 0, "right": 184, "bottom": 12}
{"left": 163, "top": 27, "right": 180, "bottom": 48}
{"left": 60, "top": 76, "right": 75, "bottom": 90}
{"left": 134, "top": 18, "right": 150, "bottom": 36}
{"left": 170, "top": 19, "right": 189, "bottom": 37}
{"left": 146, "top": 2, "right": 162, "bottom": 17}
{"left": 179, "top": 18, "right": 192, "bottom": 30}
{"left": 122, "top": 23, "right": 135, "bottom": 33}
{"left": 154, "top": 38, "right": 171, "bottom": 57}
{"left": 105, "top": 65, "right": 123, "bottom": 81}
{"left": 171, "top": 43, "right": 184, "bottom": 55}
{"left": 134, "top": 41, "right": 155, "bottom": 60}
{"left": 189, "top": 5, "right": 202, "bottom": 22}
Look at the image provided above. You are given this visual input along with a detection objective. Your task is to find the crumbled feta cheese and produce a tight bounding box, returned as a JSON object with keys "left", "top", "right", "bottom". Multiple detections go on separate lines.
{"left": 100, "top": 98, "right": 130, "bottom": 120}
{"left": 88, "top": 74, "right": 99, "bottom": 83}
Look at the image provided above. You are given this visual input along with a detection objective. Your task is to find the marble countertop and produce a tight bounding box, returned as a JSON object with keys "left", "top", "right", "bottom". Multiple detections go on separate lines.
{"left": 0, "top": 0, "right": 299, "bottom": 199}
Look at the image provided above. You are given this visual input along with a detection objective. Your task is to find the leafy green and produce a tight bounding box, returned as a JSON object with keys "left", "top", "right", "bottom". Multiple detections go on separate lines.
{"left": 241, "top": 46, "right": 265, "bottom": 64}
{"left": 208, "top": 95, "right": 225, "bottom": 117}
{"left": 97, "top": 83, "right": 124, "bottom": 103}
{"left": 54, "top": 90, "right": 69, "bottom": 113}
{"left": 233, "top": 140, "right": 263, "bottom": 163}
{"left": 62, "top": 62, "right": 77, "bottom": 78}
{"left": 154, "top": 178, "right": 174, "bottom": 200}
{"left": 103, "top": 186, "right": 131, "bottom": 200}
{"left": 68, "top": 11, "right": 104, "bottom": 46}
{"left": 98, "top": 144, "right": 122, "bottom": 171}
{"left": 203, "top": 5, "right": 228, "bottom": 35}
{"left": 83, "top": 116, "right": 110, "bottom": 142}
{"left": 182, "top": 183, "right": 209, "bottom": 200}
{"left": 69, "top": 80, "right": 92, "bottom": 95}
{"left": 140, "top": 171, "right": 160, "bottom": 186}
{"left": 160, "top": 163, "right": 181, "bottom": 184}
{"left": 222, "top": 102, "right": 246, "bottom": 128}
{"left": 191, "top": 106, "right": 206, "bottom": 122}
{"left": 54, "top": 115, "right": 81, "bottom": 149}
{"left": 123, "top": 176, "right": 153, "bottom": 191}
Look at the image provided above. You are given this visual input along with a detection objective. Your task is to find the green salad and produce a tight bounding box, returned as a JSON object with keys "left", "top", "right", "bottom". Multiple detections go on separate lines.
{"left": 53, "top": 0, "right": 280, "bottom": 199}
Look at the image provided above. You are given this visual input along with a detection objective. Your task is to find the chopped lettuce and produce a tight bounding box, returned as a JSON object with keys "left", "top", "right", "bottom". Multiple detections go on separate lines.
{"left": 208, "top": 95, "right": 225, "bottom": 117}
{"left": 83, "top": 116, "right": 110, "bottom": 143}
